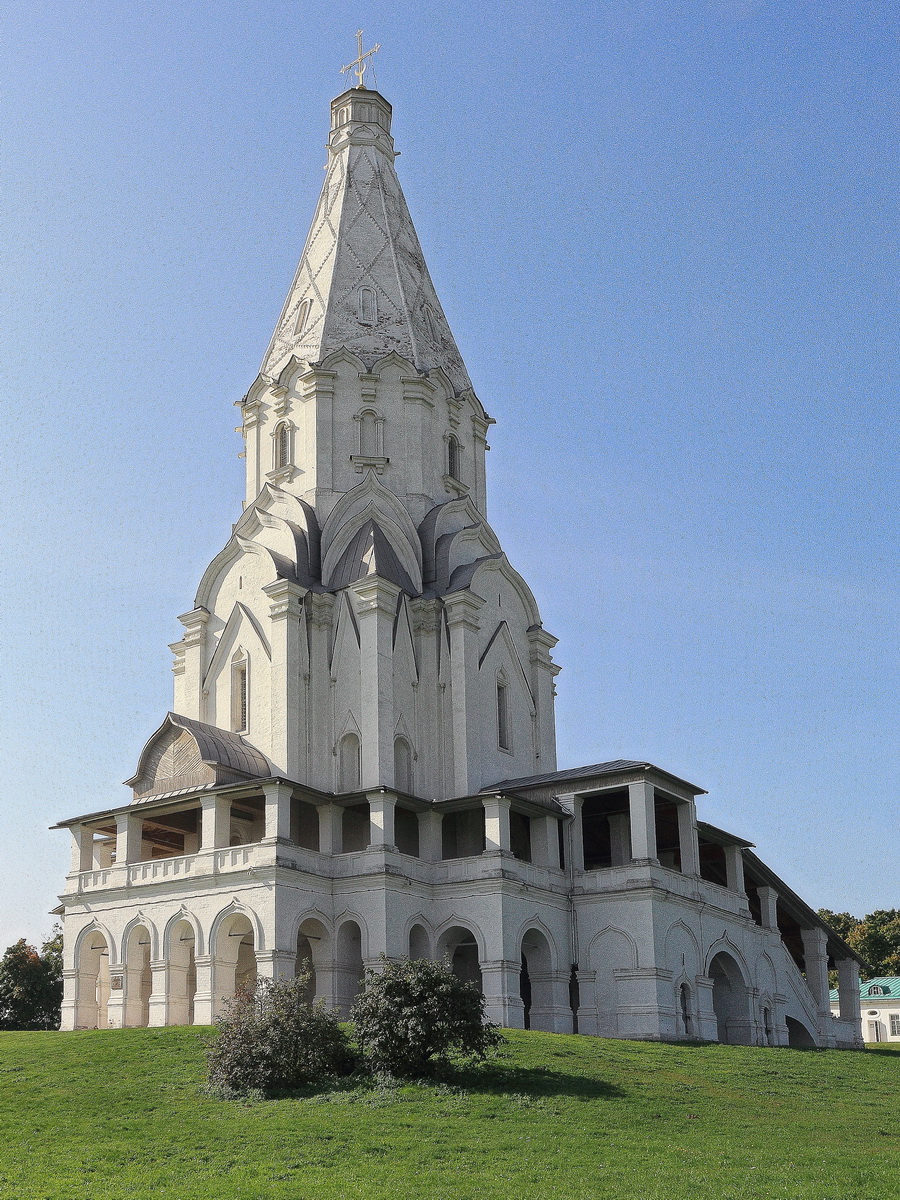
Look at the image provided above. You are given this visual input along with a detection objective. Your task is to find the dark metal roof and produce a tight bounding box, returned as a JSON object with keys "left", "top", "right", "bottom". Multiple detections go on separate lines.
{"left": 124, "top": 712, "right": 271, "bottom": 788}
{"left": 484, "top": 760, "right": 705, "bottom": 795}
{"left": 696, "top": 820, "right": 754, "bottom": 849}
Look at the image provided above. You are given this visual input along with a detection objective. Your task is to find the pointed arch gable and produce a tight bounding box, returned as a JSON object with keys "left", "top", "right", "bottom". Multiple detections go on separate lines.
{"left": 515, "top": 917, "right": 561, "bottom": 971}
{"left": 321, "top": 473, "right": 422, "bottom": 574}
{"left": 588, "top": 925, "right": 639, "bottom": 971}
{"left": 479, "top": 621, "right": 535, "bottom": 712}
{"left": 419, "top": 497, "right": 502, "bottom": 585}
{"left": 704, "top": 937, "right": 751, "bottom": 983}
{"left": 74, "top": 920, "right": 117, "bottom": 967}
{"left": 202, "top": 601, "right": 271, "bottom": 692}
{"left": 447, "top": 554, "right": 543, "bottom": 628}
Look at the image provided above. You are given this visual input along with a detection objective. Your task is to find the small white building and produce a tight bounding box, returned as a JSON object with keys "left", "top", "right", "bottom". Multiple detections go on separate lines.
{"left": 831, "top": 978, "right": 900, "bottom": 1044}
{"left": 54, "top": 81, "right": 863, "bottom": 1049}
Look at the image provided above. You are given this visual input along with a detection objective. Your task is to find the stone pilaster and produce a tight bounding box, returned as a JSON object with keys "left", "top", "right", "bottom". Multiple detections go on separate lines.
{"left": 353, "top": 577, "right": 403, "bottom": 789}
{"left": 263, "top": 579, "right": 306, "bottom": 781}
{"left": 444, "top": 591, "right": 486, "bottom": 796}
{"left": 628, "top": 780, "right": 658, "bottom": 862}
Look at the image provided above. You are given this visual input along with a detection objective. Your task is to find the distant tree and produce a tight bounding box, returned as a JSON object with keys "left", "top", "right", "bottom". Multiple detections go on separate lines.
{"left": 351, "top": 956, "right": 503, "bottom": 1079}
{"left": 817, "top": 909, "right": 859, "bottom": 943}
{"left": 817, "top": 908, "right": 900, "bottom": 979}
{"left": 0, "top": 926, "right": 63, "bottom": 1030}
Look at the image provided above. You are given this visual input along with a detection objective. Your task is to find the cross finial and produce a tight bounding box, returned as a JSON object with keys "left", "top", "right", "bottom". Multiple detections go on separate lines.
{"left": 341, "top": 30, "right": 380, "bottom": 90}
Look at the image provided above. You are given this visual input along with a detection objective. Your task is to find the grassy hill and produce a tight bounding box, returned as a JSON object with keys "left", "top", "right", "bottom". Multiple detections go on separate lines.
{"left": 0, "top": 1028, "right": 895, "bottom": 1200}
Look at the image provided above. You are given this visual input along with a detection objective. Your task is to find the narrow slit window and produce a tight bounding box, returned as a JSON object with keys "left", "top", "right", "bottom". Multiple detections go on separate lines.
{"left": 448, "top": 435, "right": 461, "bottom": 481}
{"left": 358, "top": 287, "right": 377, "bottom": 326}
{"left": 231, "top": 655, "right": 248, "bottom": 733}
{"left": 293, "top": 299, "right": 311, "bottom": 336}
{"left": 497, "top": 679, "right": 510, "bottom": 751}
{"left": 274, "top": 423, "right": 290, "bottom": 470}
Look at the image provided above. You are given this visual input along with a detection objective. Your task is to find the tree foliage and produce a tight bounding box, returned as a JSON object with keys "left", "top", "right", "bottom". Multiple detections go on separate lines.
{"left": 207, "top": 970, "right": 354, "bottom": 1095}
{"left": 0, "top": 927, "right": 63, "bottom": 1031}
{"left": 351, "top": 956, "right": 503, "bottom": 1079}
{"left": 817, "top": 908, "right": 900, "bottom": 977}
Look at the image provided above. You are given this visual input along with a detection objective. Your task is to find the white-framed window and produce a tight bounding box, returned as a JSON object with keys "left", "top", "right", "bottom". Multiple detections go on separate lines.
{"left": 497, "top": 677, "right": 511, "bottom": 752}
{"left": 868, "top": 985, "right": 884, "bottom": 996}
{"left": 890, "top": 1013, "right": 900, "bottom": 1036}
{"left": 231, "top": 652, "right": 248, "bottom": 733}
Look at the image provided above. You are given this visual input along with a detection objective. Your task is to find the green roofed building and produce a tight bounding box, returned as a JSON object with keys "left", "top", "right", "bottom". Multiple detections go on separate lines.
{"left": 830, "top": 978, "right": 900, "bottom": 1044}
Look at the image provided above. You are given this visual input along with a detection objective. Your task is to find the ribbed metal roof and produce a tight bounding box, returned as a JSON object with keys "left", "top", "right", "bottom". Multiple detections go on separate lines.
{"left": 125, "top": 712, "right": 271, "bottom": 788}
{"left": 485, "top": 760, "right": 704, "bottom": 794}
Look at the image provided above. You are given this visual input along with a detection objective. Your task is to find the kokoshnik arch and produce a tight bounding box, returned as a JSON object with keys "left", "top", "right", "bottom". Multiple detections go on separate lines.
{"left": 53, "top": 76, "right": 863, "bottom": 1048}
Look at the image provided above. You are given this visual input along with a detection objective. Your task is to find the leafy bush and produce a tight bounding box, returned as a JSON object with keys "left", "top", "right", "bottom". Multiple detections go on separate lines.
{"left": 0, "top": 927, "right": 63, "bottom": 1031}
{"left": 351, "top": 956, "right": 503, "bottom": 1079}
{"left": 207, "top": 971, "right": 354, "bottom": 1095}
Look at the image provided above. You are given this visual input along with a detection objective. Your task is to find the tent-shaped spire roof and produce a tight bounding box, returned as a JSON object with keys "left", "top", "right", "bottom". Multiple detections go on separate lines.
{"left": 262, "top": 87, "right": 471, "bottom": 393}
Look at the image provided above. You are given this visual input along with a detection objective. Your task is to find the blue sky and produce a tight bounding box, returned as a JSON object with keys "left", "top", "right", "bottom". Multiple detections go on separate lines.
{"left": 1, "top": 0, "right": 897, "bottom": 946}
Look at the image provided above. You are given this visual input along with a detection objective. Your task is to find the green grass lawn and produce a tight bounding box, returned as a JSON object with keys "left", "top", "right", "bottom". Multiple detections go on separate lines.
{"left": 0, "top": 1028, "right": 895, "bottom": 1200}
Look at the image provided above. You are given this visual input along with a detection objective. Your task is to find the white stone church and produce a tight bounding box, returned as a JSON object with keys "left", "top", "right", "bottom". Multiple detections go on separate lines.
{"left": 55, "top": 80, "right": 863, "bottom": 1049}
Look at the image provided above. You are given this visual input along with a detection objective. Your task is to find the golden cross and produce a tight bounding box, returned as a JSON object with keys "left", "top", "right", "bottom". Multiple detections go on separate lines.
{"left": 341, "top": 30, "right": 380, "bottom": 89}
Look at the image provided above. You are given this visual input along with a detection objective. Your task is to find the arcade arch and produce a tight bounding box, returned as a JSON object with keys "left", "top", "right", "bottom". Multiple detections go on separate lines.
{"left": 123, "top": 923, "right": 153, "bottom": 1028}
{"left": 436, "top": 924, "right": 482, "bottom": 990}
{"left": 167, "top": 918, "right": 197, "bottom": 1025}
{"left": 709, "top": 950, "right": 751, "bottom": 1045}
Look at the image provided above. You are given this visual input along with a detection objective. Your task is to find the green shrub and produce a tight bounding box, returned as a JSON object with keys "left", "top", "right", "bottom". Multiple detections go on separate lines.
{"left": 351, "top": 956, "right": 503, "bottom": 1079}
{"left": 207, "top": 971, "right": 354, "bottom": 1095}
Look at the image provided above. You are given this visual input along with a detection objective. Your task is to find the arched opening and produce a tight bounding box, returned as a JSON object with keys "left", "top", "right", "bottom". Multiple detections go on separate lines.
{"left": 520, "top": 929, "right": 555, "bottom": 1032}
{"left": 167, "top": 919, "right": 197, "bottom": 1026}
{"left": 77, "top": 931, "right": 110, "bottom": 1029}
{"left": 437, "top": 926, "right": 482, "bottom": 992}
{"left": 338, "top": 732, "right": 360, "bottom": 792}
{"left": 334, "top": 921, "right": 364, "bottom": 1015}
{"left": 408, "top": 923, "right": 430, "bottom": 960}
{"left": 123, "top": 924, "right": 152, "bottom": 1028}
{"left": 447, "top": 434, "right": 461, "bottom": 481}
{"left": 393, "top": 736, "right": 413, "bottom": 792}
{"left": 213, "top": 912, "right": 257, "bottom": 1014}
{"left": 296, "top": 918, "right": 329, "bottom": 1006}
{"left": 709, "top": 951, "right": 751, "bottom": 1045}
{"left": 786, "top": 1015, "right": 816, "bottom": 1047}
{"left": 679, "top": 981, "right": 694, "bottom": 1038}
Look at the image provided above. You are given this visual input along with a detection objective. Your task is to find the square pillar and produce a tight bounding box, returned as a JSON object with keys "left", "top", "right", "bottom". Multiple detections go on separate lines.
{"left": 367, "top": 793, "right": 396, "bottom": 849}
{"left": 353, "top": 578, "right": 402, "bottom": 789}
{"left": 676, "top": 800, "right": 700, "bottom": 876}
{"left": 200, "top": 794, "right": 231, "bottom": 850}
{"left": 800, "top": 927, "right": 830, "bottom": 1010}
{"left": 757, "top": 885, "right": 779, "bottom": 929}
{"left": 418, "top": 809, "right": 443, "bottom": 861}
{"left": 191, "top": 955, "right": 215, "bottom": 1025}
{"left": 115, "top": 812, "right": 142, "bottom": 865}
{"left": 263, "top": 781, "right": 293, "bottom": 843}
{"left": 318, "top": 804, "right": 343, "bottom": 855}
{"left": 530, "top": 814, "right": 559, "bottom": 868}
{"left": 483, "top": 796, "right": 512, "bottom": 854}
{"left": 608, "top": 811, "right": 630, "bottom": 867}
{"left": 444, "top": 592, "right": 487, "bottom": 796}
{"left": 724, "top": 844, "right": 746, "bottom": 893}
{"left": 628, "top": 780, "right": 658, "bottom": 862}
{"left": 147, "top": 961, "right": 168, "bottom": 1027}
{"left": 555, "top": 794, "right": 583, "bottom": 872}
{"left": 69, "top": 825, "right": 94, "bottom": 874}
{"left": 837, "top": 958, "right": 861, "bottom": 1021}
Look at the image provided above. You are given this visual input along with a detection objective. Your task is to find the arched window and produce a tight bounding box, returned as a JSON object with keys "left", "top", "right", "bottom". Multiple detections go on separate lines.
{"left": 293, "top": 298, "right": 310, "bottom": 336}
{"left": 274, "top": 423, "right": 291, "bottom": 470}
{"left": 869, "top": 985, "right": 884, "bottom": 996}
{"left": 359, "top": 410, "right": 378, "bottom": 457}
{"left": 447, "top": 435, "right": 461, "bottom": 481}
{"left": 339, "top": 732, "right": 361, "bottom": 792}
{"left": 231, "top": 652, "right": 248, "bottom": 733}
{"left": 357, "top": 286, "right": 377, "bottom": 326}
{"left": 496, "top": 677, "right": 510, "bottom": 751}
{"left": 394, "top": 737, "right": 413, "bottom": 793}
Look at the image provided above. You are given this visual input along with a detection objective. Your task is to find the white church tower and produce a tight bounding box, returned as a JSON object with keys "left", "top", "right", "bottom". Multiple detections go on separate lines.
{"left": 55, "top": 71, "right": 863, "bottom": 1049}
